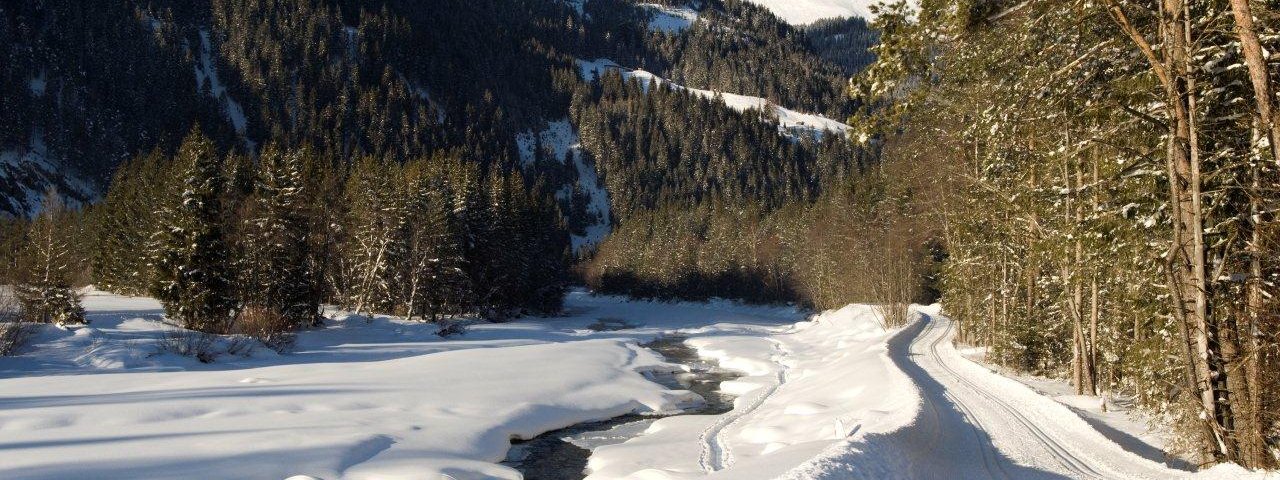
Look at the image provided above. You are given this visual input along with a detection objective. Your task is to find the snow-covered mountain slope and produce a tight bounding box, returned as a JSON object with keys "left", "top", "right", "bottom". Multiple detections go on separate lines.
{"left": 518, "top": 118, "right": 613, "bottom": 253}
{"left": 641, "top": 3, "right": 700, "bottom": 33}
{"left": 577, "top": 58, "right": 850, "bottom": 140}
{"left": 0, "top": 132, "right": 95, "bottom": 217}
{"left": 745, "top": 0, "right": 876, "bottom": 24}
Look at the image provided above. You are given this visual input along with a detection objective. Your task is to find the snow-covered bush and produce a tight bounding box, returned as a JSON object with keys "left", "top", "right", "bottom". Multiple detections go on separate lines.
{"left": 0, "top": 289, "right": 34, "bottom": 356}
{"left": 436, "top": 319, "right": 467, "bottom": 337}
{"left": 232, "top": 305, "right": 297, "bottom": 353}
{"left": 155, "top": 328, "right": 219, "bottom": 363}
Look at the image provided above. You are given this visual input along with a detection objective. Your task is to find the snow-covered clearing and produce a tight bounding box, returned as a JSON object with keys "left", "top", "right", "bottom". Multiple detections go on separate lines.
{"left": 744, "top": 0, "right": 876, "bottom": 24}
{"left": 4, "top": 291, "right": 1277, "bottom": 479}
{"left": 576, "top": 58, "right": 850, "bottom": 140}
{"left": 640, "top": 3, "right": 700, "bottom": 33}
{"left": 0, "top": 289, "right": 813, "bottom": 480}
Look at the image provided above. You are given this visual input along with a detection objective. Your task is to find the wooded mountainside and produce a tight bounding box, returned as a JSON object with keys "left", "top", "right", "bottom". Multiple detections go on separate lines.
{"left": 1, "top": 0, "right": 879, "bottom": 326}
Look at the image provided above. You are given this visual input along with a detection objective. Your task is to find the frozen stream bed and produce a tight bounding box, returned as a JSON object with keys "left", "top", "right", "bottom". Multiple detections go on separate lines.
{"left": 504, "top": 336, "right": 742, "bottom": 480}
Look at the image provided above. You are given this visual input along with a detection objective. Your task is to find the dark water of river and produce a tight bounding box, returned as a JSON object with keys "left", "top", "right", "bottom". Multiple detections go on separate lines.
{"left": 502, "top": 335, "right": 740, "bottom": 480}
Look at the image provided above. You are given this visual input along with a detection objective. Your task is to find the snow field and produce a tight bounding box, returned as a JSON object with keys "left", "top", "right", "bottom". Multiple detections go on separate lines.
{"left": 640, "top": 4, "right": 700, "bottom": 33}
{"left": 0, "top": 290, "right": 802, "bottom": 480}
{"left": 585, "top": 304, "right": 916, "bottom": 479}
{"left": 744, "top": 0, "right": 877, "bottom": 24}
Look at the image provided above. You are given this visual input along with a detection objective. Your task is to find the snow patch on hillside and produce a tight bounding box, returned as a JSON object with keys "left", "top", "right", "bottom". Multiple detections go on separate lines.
{"left": 518, "top": 119, "right": 612, "bottom": 253}
{"left": 195, "top": 29, "right": 252, "bottom": 148}
{"left": 563, "top": 0, "right": 585, "bottom": 15}
{"left": 0, "top": 131, "right": 94, "bottom": 217}
{"left": 641, "top": 3, "right": 700, "bottom": 33}
{"left": 28, "top": 71, "right": 46, "bottom": 97}
{"left": 745, "top": 0, "right": 876, "bottom": 24}
{"left": 577, "top": 58, "right": 850, "bottom": 140}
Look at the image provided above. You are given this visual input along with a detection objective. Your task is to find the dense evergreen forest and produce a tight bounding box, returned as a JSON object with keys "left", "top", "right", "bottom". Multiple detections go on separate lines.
{"left": 844, "top": 0, "right": 1280, "bottom": 469}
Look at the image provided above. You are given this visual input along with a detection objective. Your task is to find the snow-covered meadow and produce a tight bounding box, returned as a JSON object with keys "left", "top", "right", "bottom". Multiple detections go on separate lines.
{"left": 5, "top": 291, "right": 1276, "bottom": 479}
{"left": 0, "top": 289, "right": 910, "bottom": 480}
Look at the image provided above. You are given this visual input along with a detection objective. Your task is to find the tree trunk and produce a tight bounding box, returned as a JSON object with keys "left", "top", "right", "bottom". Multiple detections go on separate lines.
{"left": 1228, "top": 0, "right": 1280, "bottom": 168}
{"left": 1164, "top": 0, "right": 1233, "bottom": 462}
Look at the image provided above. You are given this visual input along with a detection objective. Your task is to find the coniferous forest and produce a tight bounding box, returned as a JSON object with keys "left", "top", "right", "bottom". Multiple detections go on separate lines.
{"left": 2, "top": 0, "right": 1280, "bottom": 472}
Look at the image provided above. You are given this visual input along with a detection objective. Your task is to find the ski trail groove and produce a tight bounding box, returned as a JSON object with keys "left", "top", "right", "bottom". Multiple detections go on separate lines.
{"left": 698, "top": 338, "right": 790, "bottom": 472}
{"left": 907, "top": 319, "right": 1011, "bottom": 480}
{"left": 922, "top": 315, "right": 1106, "bottom": 479}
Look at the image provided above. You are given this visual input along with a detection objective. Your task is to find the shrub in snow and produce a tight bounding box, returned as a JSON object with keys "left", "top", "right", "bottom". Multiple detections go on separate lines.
{"left": 232, "top": 305, "right": 297, "bottom": 353}
{"left": 15, "top": 282, "right": 87, "bottom": 325}
{"left": 436, "top": 319, "right": 467, "bottom": 337}
{"left": 155, "top": 327, "right": 219, "bottom": 363}
{"left": 0, "top": 290, "right": 34, "bottom": 356}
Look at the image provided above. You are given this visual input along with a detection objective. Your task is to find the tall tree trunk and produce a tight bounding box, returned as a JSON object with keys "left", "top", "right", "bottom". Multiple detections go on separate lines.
{"left": 1089, "top": 149, "right": 1101, "bottom": 396}
{"left": 1228, "top": 0, "right": 1280, "bottom": 168}
{"left": 1168, "top": 0, "right": 1234, "bottom": 462}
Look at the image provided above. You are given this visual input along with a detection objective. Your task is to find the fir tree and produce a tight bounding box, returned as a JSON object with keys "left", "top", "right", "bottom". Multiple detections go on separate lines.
{"left": 238, "top": 145, "right": 320, "bottom": 329}
{"left": 151, "top": 127, "right": 236, "bottom": 333}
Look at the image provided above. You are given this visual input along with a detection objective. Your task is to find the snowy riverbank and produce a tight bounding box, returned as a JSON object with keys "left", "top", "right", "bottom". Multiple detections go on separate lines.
{"left": 3, "top": 291, "right": 1275, "bottom": 479}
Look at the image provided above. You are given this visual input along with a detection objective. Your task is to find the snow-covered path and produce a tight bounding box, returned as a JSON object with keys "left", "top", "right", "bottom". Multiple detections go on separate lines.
{"left": 857, "top": 310, "right": 1263, "bottom": 480}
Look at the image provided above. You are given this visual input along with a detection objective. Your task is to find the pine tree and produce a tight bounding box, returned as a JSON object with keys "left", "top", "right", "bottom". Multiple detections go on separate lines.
{"left": 91, "top": 149, "right": 170, "bottom": 295}
{"left": 14, "top": 190, "right": 87, "bottom": 325}
{"left": 151, "top": 126, "right": 236, "bottom": 333}
{"left": 238, "top": 145, "right": 320, "bottom": 329}
{"left": 400, "top": 155, "right": 470, "bottom": 321}
{"left": 343, "top": 155, "right": 405, "bottom": 315}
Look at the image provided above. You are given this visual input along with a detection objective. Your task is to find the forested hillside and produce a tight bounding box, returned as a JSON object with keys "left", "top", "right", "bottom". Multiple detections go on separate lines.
{"left": 1, "top": 0, "right": 871, "bottom": 328}
{"left": 847, "top": 0, "right": 1280, "bottom": 469}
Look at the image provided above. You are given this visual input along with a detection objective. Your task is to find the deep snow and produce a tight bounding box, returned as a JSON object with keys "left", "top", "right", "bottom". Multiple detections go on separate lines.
{"left": 0, "top": 290, "right": 801, "bottom": 480}
{"left": 3, "top": 292, "right": 1278, "bottom": 479}
{"left": 782, "top": 307, "right": 1274, "bottom": 480}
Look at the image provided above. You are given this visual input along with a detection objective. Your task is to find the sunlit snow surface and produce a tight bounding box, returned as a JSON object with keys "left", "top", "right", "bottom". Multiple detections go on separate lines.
{"left": 2, "top": 292, "right": 1273, "bottom": 479}
{"left": 0, "top": 290, "right": 803, "bottom": 479}
{"left": 744, "top": 0, "right": 876, "bottom": 24}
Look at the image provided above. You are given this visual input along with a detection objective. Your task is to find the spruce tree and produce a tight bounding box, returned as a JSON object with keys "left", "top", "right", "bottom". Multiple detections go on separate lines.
{"left": 91, "top": 149, "right": 170, "bottom": 295}
{"left": 151, "top": 126, "right": 236, "bottom": 333}
{"left": 238, "top": 145, "right": 320, "bottom": 329}
{"left": 400, "top": 156, "right": 469, "bottom": 321}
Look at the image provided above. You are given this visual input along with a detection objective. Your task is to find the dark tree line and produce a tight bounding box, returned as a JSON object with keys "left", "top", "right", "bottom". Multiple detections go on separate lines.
{"left": 84, "top": 127, "right": 570, "bottom": 335}
{"left": 804, "top": 16, "right": 879, "bottom": 75}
